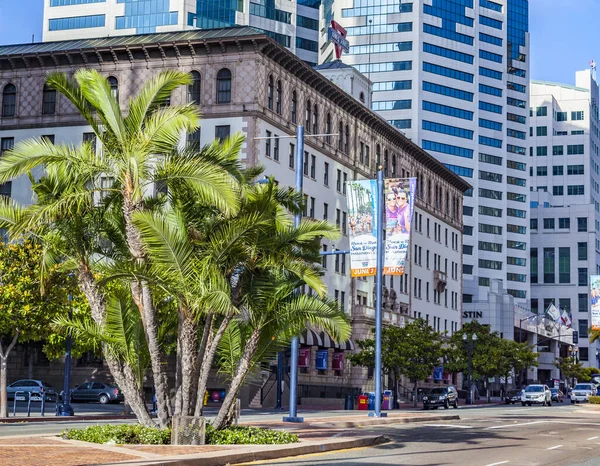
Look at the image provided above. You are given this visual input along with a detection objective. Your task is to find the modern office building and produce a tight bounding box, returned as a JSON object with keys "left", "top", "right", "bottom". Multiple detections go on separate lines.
{"left": 42, "top": 0, "right": 321, "bottom": 64}
{"left": 529, "top": 71, "right": 600, "bottom": 368}
{"left": 323, "top": 0, "right": 531, "bottom": 305}
{"left": 0, "top": 28, "right": 468, "bottom": 403}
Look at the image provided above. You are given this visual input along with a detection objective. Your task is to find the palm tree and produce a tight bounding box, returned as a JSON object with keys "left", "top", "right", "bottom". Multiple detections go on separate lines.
{"left": 0, "top": 70, "right": 241, "bottom": 427}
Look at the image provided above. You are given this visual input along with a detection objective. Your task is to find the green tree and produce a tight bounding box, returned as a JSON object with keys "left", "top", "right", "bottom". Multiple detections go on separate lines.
{"left": 0, "top": 70, "right": 240, "bottom": 427}
{"left": 496, "top": 339, "right": 539, "bottom": 392}
{"left": 0, "top": 240, "right": 75, "bottom": 417}
{"left": 555, "top": 357, "right": 587, "bottom": 383}
{"left": 350, "top": 319, "right": 444, "bottom": 408}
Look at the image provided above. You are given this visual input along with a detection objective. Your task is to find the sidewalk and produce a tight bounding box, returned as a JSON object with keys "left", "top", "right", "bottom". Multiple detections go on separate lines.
{"left": 0, "top": 411, "right": 460, "bottom": 466}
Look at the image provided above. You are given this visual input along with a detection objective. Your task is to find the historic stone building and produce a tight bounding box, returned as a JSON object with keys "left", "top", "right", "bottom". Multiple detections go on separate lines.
{"left": 0, "top": 27, "right": 469, "bottom": 407}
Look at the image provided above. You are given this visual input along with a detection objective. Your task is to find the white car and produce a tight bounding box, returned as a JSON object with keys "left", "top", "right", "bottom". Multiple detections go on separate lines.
{"left": 521, "top": 384, "right": 552, "bottom": 406}
{"left": 570, "top": 383, "right": 598, "bottom": 403}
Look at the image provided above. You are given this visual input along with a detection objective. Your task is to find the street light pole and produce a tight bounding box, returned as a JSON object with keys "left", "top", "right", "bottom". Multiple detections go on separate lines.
{"left": 58, "top": 293, "right": 74, "bottom": 416}
{"left": 463, "top": 333, "right": 477, "bottom": 405}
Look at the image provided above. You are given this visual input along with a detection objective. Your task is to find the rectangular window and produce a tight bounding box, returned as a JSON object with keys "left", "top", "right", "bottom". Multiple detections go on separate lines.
{"left": 49, "top": 14, "right": 105, "bottom": 30}
{"left": 543, "top": 248, "right": 555, "bottom": 283}
{"left": 480, "top": 31, "right": 502, "bottom": 46}
{"left": 536, "top": 166, "right": 547, "bottom": 176}
{"left": 423, "top": 101, "right": 474, "bottom": 120}
{"left": 303, "top": 152, "right": 309, "bottom": 176}
{"left": 578, "top": 217, "right": 588, "bottom": 231}
{"left": 530, "top": 218, "right": 538, "bottom": 230}
{"left": 578, "top": 242, "right": 587, "bottom": 260}
{"left": 480, "top": 15, "right": 502, "bottom": 29}
{"left": 423, "top": 62, "right": 474, "bottom": 83}
{"left": 530, "top": 248, "right": 538, "bottom": 283}
{"left": 479, "top": 152, "right": 502, "bottom": 165}
{"left": 571, "top": 111, "right": 584, "bottom": 121}
{"left": 578, "top": 321, "right": 588, "bottom": 339}
{"left": 537, "top": 146, "right": 548, "bottom": 156}
{"left": 323, "top": 203, "right": 328, "bottom": 220}
{"left": 543, "top": 218, "right": 555, "bottom": 229}
{"left": 567, "top": 164, "right": 584, "bottom": 175}
{"left": 336, "top": 169, "right": 341, "bottom": 192}
{"left": 310, "top": 155, "right": 316, "bottom": 179}
{"left": 507, "top": 208, "right": 526, "bottom": 218}
{"left": 0, "top": 137, "right": 14, "bottom": 197}
{"left": 578, "top": 268, "right": 588, "bottom": 286}
{"left": 479, "top": 223, "right": 502, "bottom": 235}
{"left": 289, "top": 143, "right": 295, "bottom": 169}
{"left": 567, "top": 185, "right": 585, "bottom": 195}
{"left": 479, "top": 205, "right": 502, "bottom": 217}
{"left": 215, "top": 125, "right": 230, "bottom": 142}
{"left": 567, "top": 144, "right": 585, "bottom": 155}
{"left": 556, "top": 112, "right": 567, "bottom": 121}
{"left": 479, "top": 259, "right": 503, "bottom": 270}
{"left": 536, "top": 126, "right": 548, "bottom": 136}
{"left": 558, "top": 218, "right": 570, "bottom": 229}
{"left": 273, "top": 136, "right": 279, "bottom": 161}
{"left": 553, "top": 165, "right": 564, "bottom": 175}
{"left": 265, "top": 131, "right": 271, "bottom": 157}
{"left": 323, "top": 162, "right": 329, "bottom": 186}
{"left": 553, "top": 145, "right": 564, "bottom": 156}
{"left": 479, "top": 170, "right": 502, "bottom": 182}
{"left": 579, "top": 293, "right": 588, "bottom": 313}
{"left": 536, "top": 106, "right": 548, "bottom": 116}
{"left": 553, "top": 186, "right": 564, "bottom": 196}
{"left": 559, "top": 247, "right": 570, "bottom": 284}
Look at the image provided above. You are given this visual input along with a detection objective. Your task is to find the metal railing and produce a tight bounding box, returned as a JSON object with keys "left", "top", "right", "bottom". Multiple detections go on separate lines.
{"left": 12, "top": 391, "right": 46, "bottom": 417}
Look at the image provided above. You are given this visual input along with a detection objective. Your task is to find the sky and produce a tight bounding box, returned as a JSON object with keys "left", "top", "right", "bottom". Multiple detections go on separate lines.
{"left": 0, "top": 0, "right": 596, "bottom": 86}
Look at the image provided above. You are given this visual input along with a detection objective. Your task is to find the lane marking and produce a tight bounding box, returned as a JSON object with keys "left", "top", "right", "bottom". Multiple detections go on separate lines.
{"left": 485, "top": 462, "right": 509, "bottom": 466}
{"left": 424, "top": 424, "right": 474, "bottom": 429}
{"left": 588, "top": 436, "right": 599, "bottom": 440}
{"left": 547, "top": 445, "right": 563, "bottom": 450}
{"left": 487, "top": 421, "right": 545, "bottom": 429}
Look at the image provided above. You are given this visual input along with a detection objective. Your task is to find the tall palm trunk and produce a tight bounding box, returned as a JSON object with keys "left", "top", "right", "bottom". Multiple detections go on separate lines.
{"left": 194, "top": 311, "right": 234, "bottom": 416}
{"left": 123, "top": 192, "right": 172, "bottom": 428}
{"left": 174, "top": 311, "right": 197, "bottom": 416}
{"left": 212, "top": 326, "right": 261, "bottom": 430}
{"left": 77, "top": 262, "right": 153, "bottom": 426}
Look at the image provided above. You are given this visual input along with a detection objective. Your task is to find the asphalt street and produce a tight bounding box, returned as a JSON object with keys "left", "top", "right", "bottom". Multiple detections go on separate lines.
{"left": 239, "top": 404, "right": 600, "bottom": 466}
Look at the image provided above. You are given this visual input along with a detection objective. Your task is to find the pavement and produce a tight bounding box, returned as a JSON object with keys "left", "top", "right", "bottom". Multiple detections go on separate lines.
{"left": 0, "top": 410, "right": 462, "bottom": 466}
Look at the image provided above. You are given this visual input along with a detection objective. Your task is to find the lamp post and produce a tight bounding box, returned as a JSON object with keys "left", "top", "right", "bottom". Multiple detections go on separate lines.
{"left": 568, "top": 345, "right": 579, "bottom": 389}
{"left": 462, "top": 333, "right": 477, "bottom": 405}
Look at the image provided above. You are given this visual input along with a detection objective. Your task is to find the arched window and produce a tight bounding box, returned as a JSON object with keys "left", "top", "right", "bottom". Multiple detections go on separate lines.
{"left": 313, "top": 104, "right": 318, "bottom": 134}
{"left": 338, "top": 121, "right": 343, "bottom": 151}
{"left": 291, "top": 90, "right": 297, "bottom": 123}
{"left": 345, "top": 124, "right": 350, "bottom": 154}
{"left": 383, "top": 149, "right": 389, "bottom": 177}
{"left": 42, "top": 84, "right": 56, "bottom": 115}
{"left": 107, "top": 76, "right": 119, "bottom": 102}
{"left": 305, "top": 100, "right": 311, "bottom": 131}
{"left": 216, "top": 68, "right": 232, "bottom": 104}
{"left": 391, "top": 154, "right": 397, "bottom": 177}
{"left": 2, "top": 84, "right": 16, "bottom": 117}
{"left": 188, "top": 71, "right": 201, "bottom": 105}
{"left": 276, "top": 80, "right": 282, "bottom": 114}
{"left": 376, "top": 144, "right": 381, "bottom": 166}
{"left": 325, "top": 113, "right": 332, "bottom": 144}
{"left": 359, "top": 92, "right": 365, "bottom": 103}
{"left": 267, "top": 75, "right": 274, "bottom": 110}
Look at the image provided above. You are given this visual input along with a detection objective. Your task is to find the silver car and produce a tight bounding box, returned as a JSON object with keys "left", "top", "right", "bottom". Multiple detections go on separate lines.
{"left": 571, "top": 383, "right": 597, "bottom": 403}
{"left": 521, "top": 384, "right": 552, "bottom": 406}
{"left": 68, "top": 382, "right": 124, "bottom": 404}
{"left": 7, "top": 379, "right": 57, "bottom": 401}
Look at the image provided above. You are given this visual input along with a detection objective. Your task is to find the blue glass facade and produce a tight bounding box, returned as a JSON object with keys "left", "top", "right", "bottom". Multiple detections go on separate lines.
{"left": 50, "top": 0, "right": 104, "bottom": 5}
{"left": 49, "top": 14, "right": 105, "bottom": 30}
{"left": 189, "top": 0, "right": 240, "bottom": 29}
{"left": 116, "top": 0, "right": 177, "bottom": 33}
{"left": 507, "top": 0, "right": 528, "bottom": 61}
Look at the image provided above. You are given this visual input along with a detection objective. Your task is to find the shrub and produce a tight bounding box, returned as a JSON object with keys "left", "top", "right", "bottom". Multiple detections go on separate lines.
{"left": 62, "top": 424, "right": 171, "bottom": 445}
{"left": 588, "top": 396, "right": 600, "bottom": 404}
{"left": 62, "top": 424, "right": 298, "bottom": 445}
{"left": 205, "top": 425, "right": 298, "bottom": 445}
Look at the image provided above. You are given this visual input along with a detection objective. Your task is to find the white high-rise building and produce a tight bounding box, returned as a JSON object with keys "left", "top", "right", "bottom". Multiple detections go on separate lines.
{"left": 42, "top": 0, "right": 320, "bottom": 64}
{"left": 529, "top": 71, "right": 600, "bottom": 368}
{"left": 323, "top": 0, "right": 531, "bottom": 304}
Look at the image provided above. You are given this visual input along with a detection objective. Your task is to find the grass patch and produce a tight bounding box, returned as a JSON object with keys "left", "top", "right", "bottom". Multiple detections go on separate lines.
{"left": 62, "top": 423, "right": 298, "bottom": 445}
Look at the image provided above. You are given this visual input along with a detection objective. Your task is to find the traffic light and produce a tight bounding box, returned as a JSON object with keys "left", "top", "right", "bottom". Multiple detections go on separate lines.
{"left": 573, "top": 331, "right": 579, "bottom": 345}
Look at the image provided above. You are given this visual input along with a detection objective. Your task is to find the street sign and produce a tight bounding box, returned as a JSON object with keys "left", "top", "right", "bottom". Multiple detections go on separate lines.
{"left": 573, "top": 331, "right": 579, "bottom": 344}
{"left": 328, "top": 21, "right": 349, "bottom": 59}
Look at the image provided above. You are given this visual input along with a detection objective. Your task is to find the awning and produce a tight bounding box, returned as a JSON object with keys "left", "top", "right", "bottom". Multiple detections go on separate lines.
{"left": 299, "top": 329, "right": 323, "bottom": 346}
{"left": 299, "top": 329, "right": 355, "bottom": 350}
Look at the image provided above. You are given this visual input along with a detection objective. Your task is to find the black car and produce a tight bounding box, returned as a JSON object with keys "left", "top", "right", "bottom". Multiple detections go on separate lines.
{"left": 504, "top": 389, "right": 522, "bottom": 404}
{"left": 550, "top": 388, "right": 565, "bottom": 403}
{"left": 423, "top": 386, "right": 459, "bottom": 410}
{"left": 65, "top": 382, "right": 124, "bottom": 404}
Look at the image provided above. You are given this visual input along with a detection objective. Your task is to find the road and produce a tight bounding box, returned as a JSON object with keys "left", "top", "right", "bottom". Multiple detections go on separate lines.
{"left": 240, "top": 404, "right": 600, "bottom": 466}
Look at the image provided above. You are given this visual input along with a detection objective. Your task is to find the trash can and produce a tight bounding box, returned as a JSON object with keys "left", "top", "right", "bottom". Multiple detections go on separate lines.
{"left": 367, "top": 392, "right": 375, "bottom": 411}
{"left": 344, "top": 394, "right": 354, "bottom": 410}
{"left": 357, "top": 394, "right": 368, "bottom": 410}
{"left": 382, "top": 390, "right": 394, "bottom": 410}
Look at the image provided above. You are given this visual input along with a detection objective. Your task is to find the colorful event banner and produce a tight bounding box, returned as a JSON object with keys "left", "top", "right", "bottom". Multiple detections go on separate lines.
{"left": 384, "top": 178, "right": 416, "bottom": 275}
{"left": 346, "top": 178, "right": 416, "bottom": 276}
{"left": 346, "top": 180, "right": 378, "bottom": 277}
{"left": 591, "top": 275, "right": 600, "bottom": 331}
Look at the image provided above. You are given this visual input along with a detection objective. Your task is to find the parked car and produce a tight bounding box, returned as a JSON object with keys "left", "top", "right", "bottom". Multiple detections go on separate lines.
{"left": 64, "top": 382, "right": 124, "bottom": 404}
{"left": 571, "top": 383, "right": 597, "bottom": 403}
{"left": 504, "top": 389, "right": 522, "bottom": 404}
{"left": 7, "top": 379, "right": 57, "bottom": 401}
{"left": 521, "top": 384, "right": 552, "bottom": 406}
{"left": 550, "top": 388, "right": 565, "bottom": 403}
{"left": 422, "top": 386, "right": 459, "bottom": 410}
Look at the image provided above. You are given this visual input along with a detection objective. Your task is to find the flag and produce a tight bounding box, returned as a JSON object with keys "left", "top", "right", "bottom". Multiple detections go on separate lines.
{"left": 545, "top": 303, "right": 560, "bottom": 321}
{"left": 560, "top": 310, "right": 572, "bottom": 328}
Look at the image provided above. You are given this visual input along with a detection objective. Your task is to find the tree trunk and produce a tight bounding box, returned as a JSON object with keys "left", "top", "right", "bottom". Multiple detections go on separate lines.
{"left": 174, "top": 311, "right": 197, "bottom": 416}
{"left": 412, "top": 380, "right": 418, "bottom": 408}
{"left": 77, "top": 262, "right": 152, "bottom": 426}
{"left": 194, "top": 311, "right": 234, "bottom": 417}
{"left": 212, "top": 327, "right": 261, "bottom": 430}
{"left": 27, "top": 346, "right": 34, "bottom": 379}
{"left": 190, "top": 315, "right": 213, "bottom": 412}
{"left": 104, "top": 352, "right": 155, "bottom": 427}
{"left": 0, "top": 332, "right": 19, "bottom": 418}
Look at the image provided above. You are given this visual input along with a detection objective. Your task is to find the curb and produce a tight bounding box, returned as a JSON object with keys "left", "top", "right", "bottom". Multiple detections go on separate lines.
{"left": 309, "top": 414, "right": 460, "bottom": 429}
{"left": 117, "top": 435, "right": 389, "bottom": 466}
{"left": 0, "top": 414, "right": 137, "bottom": 424}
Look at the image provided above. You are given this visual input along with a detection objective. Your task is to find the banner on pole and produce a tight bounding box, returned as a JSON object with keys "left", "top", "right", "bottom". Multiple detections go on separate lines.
{"left": 383, "top": 178, "right": 416, "bottom": 275}
{"left": 346, "top": 180, "right": 378, "bottom": 277}
{"left": 591, "top": 275, "right": 600, "bottom": 330}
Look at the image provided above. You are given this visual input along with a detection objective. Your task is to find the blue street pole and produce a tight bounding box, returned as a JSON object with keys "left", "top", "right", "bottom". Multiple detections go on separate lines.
{"left": 369, "top": 166, "right": 386, "bottom": 418}
{"left": 58, "top": 293, "right": 74, "bottom": 416}
{"left": 283, "top": 125, "right": 304, "bottom": 423}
